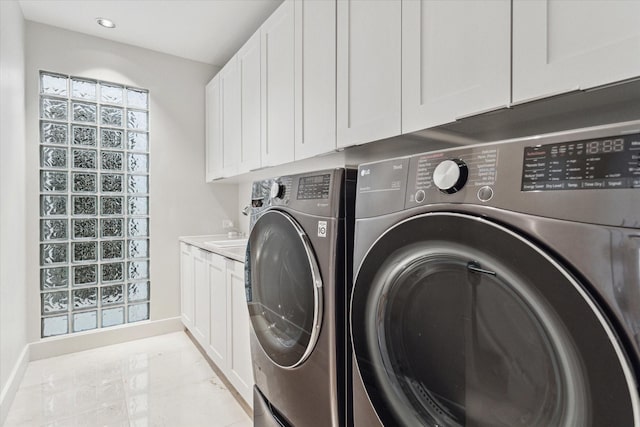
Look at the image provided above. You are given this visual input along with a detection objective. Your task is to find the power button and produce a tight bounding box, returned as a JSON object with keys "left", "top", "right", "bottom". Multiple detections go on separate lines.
{"left": 415, "top": 189, "right": 426, "bottom": 204}
{"left": 477, "top": 186, "right": 494, "bottom": 202}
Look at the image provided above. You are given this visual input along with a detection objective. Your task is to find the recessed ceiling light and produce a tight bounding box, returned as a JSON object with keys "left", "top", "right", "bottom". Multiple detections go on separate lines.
{"left": 96, "top": 18, "right": 116, "bottom": 29}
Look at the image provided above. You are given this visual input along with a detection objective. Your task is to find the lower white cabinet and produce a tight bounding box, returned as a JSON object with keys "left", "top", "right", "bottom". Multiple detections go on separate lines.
{"left": 180, "top": 243, "right": 254, "bottom": 408}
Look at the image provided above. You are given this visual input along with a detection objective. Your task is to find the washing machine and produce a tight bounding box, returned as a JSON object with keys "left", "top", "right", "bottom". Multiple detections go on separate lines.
{"left": 246, "top": 168, "right": 356, "bottom": 427}
{"left": 350, "top": 121, "right": 640, "bottom": 426}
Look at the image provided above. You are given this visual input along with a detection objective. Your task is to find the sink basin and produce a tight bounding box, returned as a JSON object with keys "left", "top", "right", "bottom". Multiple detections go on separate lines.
{"left": 204, "top": 238, "right": 248, "bottom": 248}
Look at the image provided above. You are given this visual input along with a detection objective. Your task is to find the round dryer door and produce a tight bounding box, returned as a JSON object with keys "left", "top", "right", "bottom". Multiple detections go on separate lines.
{"left": 351, "top": 213, "right": 639, "bottom": 427}
{"left": 246, "top": 210, "right": 323, "bottom": 369}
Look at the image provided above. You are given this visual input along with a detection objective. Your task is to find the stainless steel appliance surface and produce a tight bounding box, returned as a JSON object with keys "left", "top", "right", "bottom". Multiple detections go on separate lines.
{"left": 246, "top": 168, "right": 356, "bottom": 427}
{"left": 350, "top": 121, "right": 640, "bottom": 426}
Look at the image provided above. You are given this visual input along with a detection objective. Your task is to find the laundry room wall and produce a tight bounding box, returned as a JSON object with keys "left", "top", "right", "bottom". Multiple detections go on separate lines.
{"left": 24, "top": 22, "right": 239, "bottom": 345}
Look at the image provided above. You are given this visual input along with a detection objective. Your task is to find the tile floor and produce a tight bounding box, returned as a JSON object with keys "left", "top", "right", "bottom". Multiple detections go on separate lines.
{"left": 4, "top": 332, "right": 252, "bottom": 427}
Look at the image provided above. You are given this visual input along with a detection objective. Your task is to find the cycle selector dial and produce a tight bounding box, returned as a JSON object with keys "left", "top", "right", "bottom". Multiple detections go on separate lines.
{"left": 270, "top": 181, "right": 285, "bottom": 199}
{"left": 433, "top": 159, "right": 469, "bottom": 194}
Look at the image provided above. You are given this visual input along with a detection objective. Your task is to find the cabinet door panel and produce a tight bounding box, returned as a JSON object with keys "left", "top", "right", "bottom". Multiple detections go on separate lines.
{"left": 294, "top": 0, "right": 337, "bottom": 160}
{"left": 205, "top": 77, "right": 222, "bottom": 181}
{"left": 193, "top": 250, "right": 209, "bottom": 346}
{"left": 238, "top": 32, "right": 262, "bottom": 173}
{"left": 207, "top": 254, "right": 227, "bottom": 369}
{"left": 220, "top": 58, "right": 241, "bottom": 177}
{"left": 402, "top": 0, "right": 510, "bottom": 133}
{"left": 180, "top": 244, "right": 194, "bottom": 328}
{"left": 261, "top": 0, "right": 296, "bottom": 167}
{"left": 337, "top": 0, "right": 401, "bottom": 148}
{"left": 513, "top": 0, "right": 640, "bottom": 103}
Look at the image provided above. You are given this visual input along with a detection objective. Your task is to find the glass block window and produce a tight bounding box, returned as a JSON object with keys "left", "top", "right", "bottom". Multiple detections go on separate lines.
{"left": 39, "top": 71, "right": 150, "bottom": 338}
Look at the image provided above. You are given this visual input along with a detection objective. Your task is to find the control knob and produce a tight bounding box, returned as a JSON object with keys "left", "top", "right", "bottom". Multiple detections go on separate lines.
{"left": 270, "top": 181, "right": 285, "bottom": 199}
{"left": 433, "top": 159, "right": 468, "bottom": 194}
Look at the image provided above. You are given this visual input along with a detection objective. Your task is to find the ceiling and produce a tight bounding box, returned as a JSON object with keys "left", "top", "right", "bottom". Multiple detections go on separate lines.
{"left": 18, "top": 0, "right": 283, "bottom": 67}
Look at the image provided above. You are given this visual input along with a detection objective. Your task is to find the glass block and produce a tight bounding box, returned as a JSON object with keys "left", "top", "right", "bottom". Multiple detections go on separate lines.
{"left": 127, "top": 132, "right": 148, "bottom": 151}
{"left": 41, "top": 195, "right": 67, "bottom": 216}
{"left": 128, "top": 239, "right": 148, "bottom": 259}
{"left": 41, "top": 267, "right": 69, "bottom": 290}
{"left": 127, "top": 89, "right": 148, "bottom": 109}
{"left": 41, "top": 73, "right": 68, "bottom": 96}
{"left": 41, "top": 290, "right": 68, "bottom": 314}
{"left": 127, "top": 153, "right": 148, "bottom": 173}
{"left": 73, "top": 311, "right": 97, "bottom": 332}
{"left": 42, "top": 315, "right": 68, "bottom": 337}
{"left": 101, "top": 196, "right": 123, "bottom": 215}
{"left": 101, "top": 106, "right": 123, "bottom": 127}
{"left": 102, "top": 284, "right": 124, "bottom": 306}
{"left": 101, "top": 240, "right": 124, "bottom": 260}
{"left": 101, "top": 174, "right": 124, "bottom": 193}
{"left": 128, "top": 175, "right": 148, "bottom": 194}
{"left": 72, "top": 102, "right": 97, "bottom": 123}
{"left": 101, "top": 128, "right": 124, "bottom": 148}
{"left": 73, "top": 264, "right": 97, "bottom": 286}
{"left": 102, "top": 262, "right": 124, "bottom": 283}
{"left": 128, "top": 261, "right": 149, "bottom": 280}
{"left": 128, "top": 218, "right": 148, "bottom": 237}
{"left": 72, "top": 172, "right": 97, "bottom": 193}
{"left": 127, "top": 110, "right": 148, "bottom": 131}
{"left": 40, "top": 146, "right": 67, "bottom": 168}
{"left": 72, "top": 196, "right": 97, "bottom": 215}
{"left": 100, "top": 84, "right": 123, "bottom": 104}
{"left": 72, "top": 241, "right": 97, "bottom": 262}
{"left": 102, "top": 307, "right": 124, "bottom": 327}
{"left": 72, "top": 149, "right": 97, "bottom": 169}
{"left": 40, "top": 171, "right": 67, "bottom": 192}
{"left": 72, "top": 126, "right": 97, "bottom": 146}
{"left": 41, "top": 243, "right": 68, "bottom": 264}
{"left": 128, "top": 197, "right": 148, "bottom": 215}
{"left": 101, "top": 218, "right": 123, "bottom": 237}
{"left": 41, "top": 122, "right": 68, "bottom": 145}
{"left": 73, "top": 287, "right": 97, "bottom": 310}
{"left": 128, "top": 282, "right": 149, "bottom": 302}
{"left": 101, "top": 151, "right": 123, "bottom": 171}
{"left": 72, "top": 219, "right": 97, "bottom": 239}
{"left": 41, "top": 219, "right": 67, "bottom": 240}
{"left": 41, "top": 97, "right": 68, "bottom": 121}
{"left": 71, "top": 79, "right": 96, "bottom": 100}
{"left": 128, "top": 303, "right": 149, "bottom": 323}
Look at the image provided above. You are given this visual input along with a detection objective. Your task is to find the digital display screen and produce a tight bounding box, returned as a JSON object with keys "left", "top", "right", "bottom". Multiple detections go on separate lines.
{"left": 297, "top": 174, "right": 331, "bottom": 200}
{"left": 521, "top": 133, "right": 640, "bottom": 191}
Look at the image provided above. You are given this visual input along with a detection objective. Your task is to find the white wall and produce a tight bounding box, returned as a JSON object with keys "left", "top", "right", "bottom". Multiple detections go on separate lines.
{"left": 0, "top": 0, "right": 28, "bottom": 420}
{"left": 25, "top": 22, "right": 239, "bottom": 342}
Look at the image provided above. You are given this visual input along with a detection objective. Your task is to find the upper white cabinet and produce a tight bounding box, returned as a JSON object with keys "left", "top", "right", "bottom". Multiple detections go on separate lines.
{"left": 237, "top": 32, "right": 262, "bottom": 173}
{"left": 261, "top": 0, "right": 296, "bottom": 167}
{"left": 513, "top": 0, "right": 640, "bottom": 103}
{"left": 294, "top": 0, "right": 337, "bottom": 160}
{"left": 337, "top": 0, "right": 401, "bottom": 148}
{"left": 220, "top": 57, "right": 241, "bottom": 177}
{"left": 205, "top": 77, "right": 222, "bottom": 181}
{"left": 402, "top": 0, "right": 510, "bottom": 133}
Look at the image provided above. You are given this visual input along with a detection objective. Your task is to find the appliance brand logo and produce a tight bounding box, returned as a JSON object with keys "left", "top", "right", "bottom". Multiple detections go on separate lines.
{"left": 393, "top": 164, "right": 403, "bottom": 170}
{"left": 361, "top": 169, "right": 370, "bottom": 177}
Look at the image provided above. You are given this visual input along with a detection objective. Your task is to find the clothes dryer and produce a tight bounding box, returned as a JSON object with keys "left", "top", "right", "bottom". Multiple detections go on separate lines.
{"left": 246, "top": 168, "right": 356, "bottom": 426}
{"left": 351, "top": 121, "right": 640, "bottom": 426}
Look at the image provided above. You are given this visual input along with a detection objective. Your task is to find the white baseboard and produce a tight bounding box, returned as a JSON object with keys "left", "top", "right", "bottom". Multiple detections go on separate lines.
{"left": 0, "top": 344, "right": 30, "bottom": 426}
{"left": 30, "top": 317, "right": 183, "bottom": 361}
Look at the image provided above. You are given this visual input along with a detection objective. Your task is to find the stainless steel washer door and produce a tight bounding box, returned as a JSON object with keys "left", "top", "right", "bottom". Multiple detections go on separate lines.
{"left": 351, "top": 212, "right": 639, "bottom": 427}
{"left": 246, "top": 210, "right": 323, "bottom": 369}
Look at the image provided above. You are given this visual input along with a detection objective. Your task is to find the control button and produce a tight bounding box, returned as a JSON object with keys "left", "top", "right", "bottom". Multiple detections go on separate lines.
{"left": 270, "top": 181, "right": 285, "bottom": 199}
{"left": 414, "top": 189, "right": 426, "bottom": 204}
{"left": 477, "top": 186, "right": 494, "bottom": 202}
{"left": 433, "top": 159, "right": 469, "bottom": 194}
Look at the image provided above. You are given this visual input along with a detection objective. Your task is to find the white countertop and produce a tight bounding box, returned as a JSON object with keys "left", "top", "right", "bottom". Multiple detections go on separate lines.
{"left": 179, "top": 234, "right": 247, "bottom": 263}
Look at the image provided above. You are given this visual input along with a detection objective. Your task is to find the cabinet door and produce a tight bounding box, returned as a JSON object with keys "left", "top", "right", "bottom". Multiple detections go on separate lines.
{"left": 238, "top": 32, "right": 262, "bottom": 173}
{"left": 337, "top": 0, "right": 401, "bottom": 148}
{"left": 180, "top": 243, "right": 195, "bottom": 328}
{"left": 261, "top": 0, "right": 296, "bottom": 167}
{"left": 227, "top": 260, "right": 254, "bottom": 407}
{"left": 513, "top": 0, "right": 640, "bottom": 103}
{"left": 205, "top": 76, "right": 223, "bottom": 181}
{"left": 220, "top": 57, "right": 241, "bottom": 177}
{"left": 402, "top": 0, "right": 510, "bottom": 133}
{"left": 294, "top": 0, "right": 337, "bottom": 160}
{"left": 207, "top": 254, "right": 228, "bottom": 370}
{"left": 192, "top": 249, "right": 210, "bottom": 347}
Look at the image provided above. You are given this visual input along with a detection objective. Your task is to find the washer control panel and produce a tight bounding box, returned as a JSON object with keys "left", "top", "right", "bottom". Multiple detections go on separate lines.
{"left": 297, "top": 174, "right": 331, "bottom": 200}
